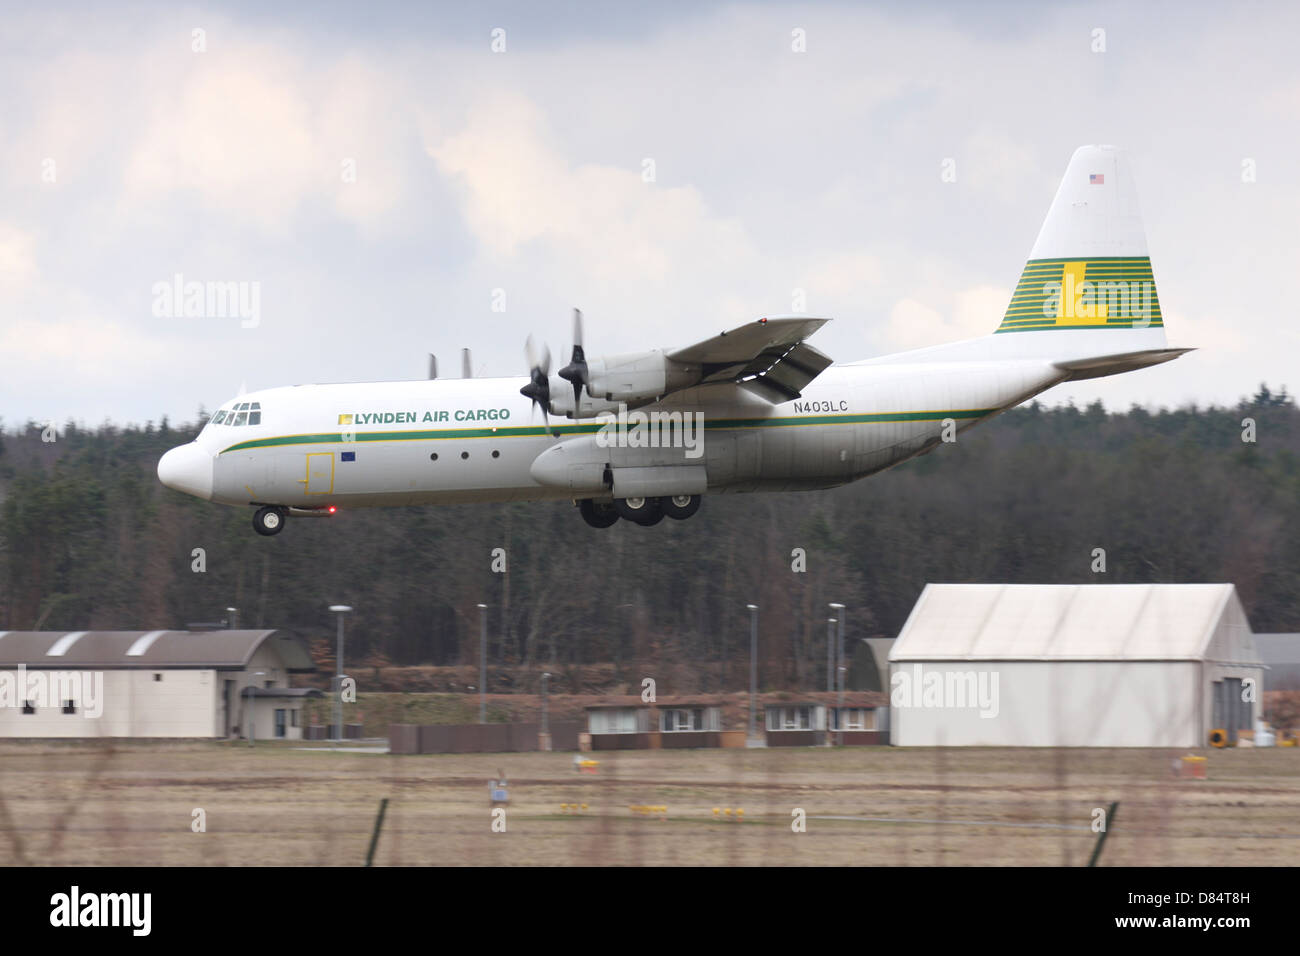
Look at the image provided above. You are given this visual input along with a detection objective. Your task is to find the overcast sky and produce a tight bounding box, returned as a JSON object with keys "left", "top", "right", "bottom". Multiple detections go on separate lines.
{"left": 3, "top": 0, "right": 1297, "bottom": 428}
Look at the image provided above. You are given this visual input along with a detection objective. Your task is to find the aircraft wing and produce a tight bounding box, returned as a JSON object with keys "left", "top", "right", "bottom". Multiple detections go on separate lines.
{"left": 667, "top": 316, "right": 834, "bottom": 402}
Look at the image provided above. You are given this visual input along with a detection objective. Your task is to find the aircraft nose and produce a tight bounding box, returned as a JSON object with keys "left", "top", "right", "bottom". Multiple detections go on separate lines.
{"left": 157, "top": 443, "right": 214, "bottom": 500}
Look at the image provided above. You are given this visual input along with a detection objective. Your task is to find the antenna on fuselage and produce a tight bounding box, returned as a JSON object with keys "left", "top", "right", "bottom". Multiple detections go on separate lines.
{"left": 428, "top": 354, "right": 438, "bottom": 380}
{"left": 462, "top": 348, "right": 473, "bottom": 378}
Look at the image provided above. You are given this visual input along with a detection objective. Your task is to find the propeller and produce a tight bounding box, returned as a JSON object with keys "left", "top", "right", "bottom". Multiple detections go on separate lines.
{"left": 557, "top": 308, "right": 588, "bottom": 412}
{"left": 519, "top": 334, "right": 552, "bottom": 424}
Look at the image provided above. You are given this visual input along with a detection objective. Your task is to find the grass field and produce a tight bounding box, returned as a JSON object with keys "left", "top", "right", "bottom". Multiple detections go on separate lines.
{"left": 2, "top": 741, "right": 1297, "bottom": 866}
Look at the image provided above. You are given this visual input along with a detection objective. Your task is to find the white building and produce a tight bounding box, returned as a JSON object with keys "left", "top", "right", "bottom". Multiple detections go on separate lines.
{"left": 889, "top": 584, "right": 1264, "bottom": 748}
{"left": 0, "top": 630, "right": 320, "bottom": 739}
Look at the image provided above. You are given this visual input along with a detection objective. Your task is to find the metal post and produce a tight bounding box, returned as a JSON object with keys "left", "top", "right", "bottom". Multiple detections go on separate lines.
{"left": 746, "top": 604, "right": 758, "bottom": 738}
{"left": 826, "top": 617, "right": 836, "bottom": 693}
{"left": 328, "top": 606, "right": 352, "bottom": 743}
{"left": 838, "top": 610, "right": 846, "bottom": 741}
{"left": 1087, "top": 801, "right": 1120, "bottom": 867}
{"left": 477, "top": 604, "right": 488, "bottom": 724}
{"left": 542, "top": 672, "right": 550, "bottom": 735}
{"left": 829, "top": 603, "right": 845, "bottom": 742}
{"left": 365, "top": 798, "right": 389, "bottom": 867}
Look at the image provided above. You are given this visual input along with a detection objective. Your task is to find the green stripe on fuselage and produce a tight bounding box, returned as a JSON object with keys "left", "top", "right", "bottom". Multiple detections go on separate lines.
{"left": 218, "top": 408, "right": 997, "bottom": 455}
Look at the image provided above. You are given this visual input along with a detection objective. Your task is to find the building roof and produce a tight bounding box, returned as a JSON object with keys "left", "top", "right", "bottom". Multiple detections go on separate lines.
{"left": 891, "top": 584, "right": 1260, "bottom": 663}
{"left": 0, "top": 630, "right": 316, "bottom": 671}
{"left": 764, "top": 692, "right": 884, "bottom": 709}
{"left": 246, "top": 686, "right": 325, "bottom": 698}
{"left": 583, "top": 695, "right": 725, "bottom": 711}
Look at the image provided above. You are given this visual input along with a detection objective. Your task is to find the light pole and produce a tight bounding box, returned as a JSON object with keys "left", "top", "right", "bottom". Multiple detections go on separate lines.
{"left": 826, "top": 617, "right": 837, "bottom": 693}
{"left": 329, "top": 605, "right": 352, "bottom": 744}
{"left": 837, "top": 665, "right": 847, "bottom": 745}
{"left": 246, "top": 671, "right": 265, "bottom": 746}
{"left": 829, "top": 603, "right": 845, "bottom": 742}
{"left": 477, "top": 603, "right": 488, "bottom": 724}
{"left": 746, "top": 604, "right": 759, "bottom": 739}
{"left": 541, "top": 671, "right": 551, "bottom": 751}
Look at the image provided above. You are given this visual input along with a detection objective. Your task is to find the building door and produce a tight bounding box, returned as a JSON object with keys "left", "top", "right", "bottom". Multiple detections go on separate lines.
{"left": 303, "top": 453, "right": 334, "bottom": 495}
{"left": 1224, "top": 678, "right": 1243, "bottom": 743}
{"left": 275, "top": 709, "right": 287, "bottom": 738}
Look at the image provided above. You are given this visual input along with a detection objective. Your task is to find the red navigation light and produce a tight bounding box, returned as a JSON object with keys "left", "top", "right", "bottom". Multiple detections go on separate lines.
{"left": 328, "top": 505, "right": 337, "bottom": 514}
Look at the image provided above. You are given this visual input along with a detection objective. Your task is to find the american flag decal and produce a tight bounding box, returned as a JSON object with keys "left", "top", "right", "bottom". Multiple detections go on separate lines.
{"left": 1089, "top": 173, "right": 1105, "bottom": 184}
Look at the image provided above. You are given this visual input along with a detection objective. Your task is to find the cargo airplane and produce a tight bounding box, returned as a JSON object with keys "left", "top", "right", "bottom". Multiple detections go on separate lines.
{"left": 159, "top": 145, "right": 1189, "bottom": 535}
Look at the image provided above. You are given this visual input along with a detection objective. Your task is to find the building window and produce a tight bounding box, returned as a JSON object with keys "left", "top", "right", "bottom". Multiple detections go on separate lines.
{"left": 832, "top": 708, "right": 872, "bottom": 731}
{"left": 275, "top": 709, "right": 287, "bottom": 738}
{"left": 591, "top": 709, "right": 638, "bottom": 734}
{"left": 766, "top": 707, "right": 812, "bottom": 731}
{"left": 22, "top": 700, "right": 35, "bottom": 715}
{"left": 662, "top": 709, "right": 700, "bottom": 732}
{"left": 63, "top": 700, "right": 76, "bottom": 715}
{"left": 153, "top": 673, "right": 162, "bottom": 682}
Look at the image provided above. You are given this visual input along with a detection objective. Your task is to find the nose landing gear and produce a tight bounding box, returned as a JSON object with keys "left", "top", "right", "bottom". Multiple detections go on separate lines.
{"left": 252, "top": 505, "right": 287, "bottom": 536}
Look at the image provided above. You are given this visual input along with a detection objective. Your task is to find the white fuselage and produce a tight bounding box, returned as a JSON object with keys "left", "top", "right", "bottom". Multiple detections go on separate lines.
{"left": 172, "top": 355, "right": 1070, "bottom": 510}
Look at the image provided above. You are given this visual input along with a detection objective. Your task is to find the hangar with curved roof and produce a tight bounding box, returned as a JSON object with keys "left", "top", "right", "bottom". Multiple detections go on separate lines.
{"left": 0, "top": 629, "right": 319, "bottom": 739}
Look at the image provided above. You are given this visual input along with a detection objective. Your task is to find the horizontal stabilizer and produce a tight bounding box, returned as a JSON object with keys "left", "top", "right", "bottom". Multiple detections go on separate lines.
{"left": 1052, "top": 347, "right": 1194, "bottom": 381}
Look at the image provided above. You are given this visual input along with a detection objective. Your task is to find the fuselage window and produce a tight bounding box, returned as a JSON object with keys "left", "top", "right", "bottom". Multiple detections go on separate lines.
{"left": 233, "top": 411, "right": 248, "bottom": 426}
{"left": 211, "top": 410, "right": 227, "bottom": 424}
{"left": 248, "top": 411, "right": 261, "bottom": 425}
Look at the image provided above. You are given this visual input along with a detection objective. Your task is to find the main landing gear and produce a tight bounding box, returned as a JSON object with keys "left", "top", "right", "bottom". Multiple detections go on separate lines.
{"left": 579, "top": 495, "right": 702, "bottom": 528}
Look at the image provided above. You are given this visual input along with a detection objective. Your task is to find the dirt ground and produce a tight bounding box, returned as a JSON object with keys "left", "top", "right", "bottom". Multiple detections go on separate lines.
{"left": 1, "top": 741, "right": 1297, "bottom": 866}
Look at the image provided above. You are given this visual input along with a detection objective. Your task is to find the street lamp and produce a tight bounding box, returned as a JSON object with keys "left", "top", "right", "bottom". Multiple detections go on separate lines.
{"left": 540, "top": 671, "right": 551, "bottom": 738}
{"left": 477, "top": 604, "right": 488, "bottom": 724}
{"left": 329, "top": 605, "right": 352, "bottom": 744}
{"left": 246, "top": 671, "right": 265, "bottom": 747}
{"left": 830, "top": 603, "right": 845, "bottom": 744}
{"left": 837, "top": 665, "right": 847, "bottom": 745}
{"left": 746, "top": 604, "right": 759, "bottom": 739}
{"left": 826, "top": 617, "right": 837, "bottom": 693}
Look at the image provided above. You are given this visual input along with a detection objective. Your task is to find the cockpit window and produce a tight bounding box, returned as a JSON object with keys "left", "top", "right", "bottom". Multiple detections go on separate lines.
{"left": 212, "top": 401, "right": 263, "bottom": 426}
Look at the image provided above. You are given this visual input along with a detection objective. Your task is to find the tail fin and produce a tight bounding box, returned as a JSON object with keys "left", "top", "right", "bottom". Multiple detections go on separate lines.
{"left": 996, "top": 145, "right": 1165, "bottom": 340}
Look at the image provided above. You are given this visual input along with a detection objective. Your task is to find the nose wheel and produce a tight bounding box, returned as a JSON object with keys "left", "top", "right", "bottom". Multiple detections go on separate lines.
{"left": 252, "top": 506, "right": 287, "bottom": 536}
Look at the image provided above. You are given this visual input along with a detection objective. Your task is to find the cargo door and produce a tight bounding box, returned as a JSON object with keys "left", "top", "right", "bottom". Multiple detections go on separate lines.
{"left": 303, "top": 452, "right": 335, "bottom": 495}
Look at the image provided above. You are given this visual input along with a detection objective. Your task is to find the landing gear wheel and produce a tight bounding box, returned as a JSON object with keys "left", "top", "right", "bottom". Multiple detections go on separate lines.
{"left": 253, "top": 506, "right": 287, "bottom": 536}
{"left": 661, "top": 494, "right": 702, "bottom": 520}
{"left": 615, "top": 496, "right": 664, "bottom": 526}
{"left": 579, "top": 499, "right": 619, "bottom": 528}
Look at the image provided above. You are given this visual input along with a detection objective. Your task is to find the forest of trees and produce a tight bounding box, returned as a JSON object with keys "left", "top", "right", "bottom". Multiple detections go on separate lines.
{"left": 2, "top": 386, "right": 1297, "bottom": 694}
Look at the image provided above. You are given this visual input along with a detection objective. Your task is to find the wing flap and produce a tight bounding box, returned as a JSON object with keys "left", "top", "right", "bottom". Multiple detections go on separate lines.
{"left": 737, "top": 341, "right": 834, "bottom": 402}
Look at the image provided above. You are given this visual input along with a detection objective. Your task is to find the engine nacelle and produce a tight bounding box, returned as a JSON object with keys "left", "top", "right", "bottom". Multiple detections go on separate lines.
{"left": 584, "top": 351, "right": 701, "bottom": 404}
{"left": 545, "top": 375, "right": 625, "bottom": 419}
